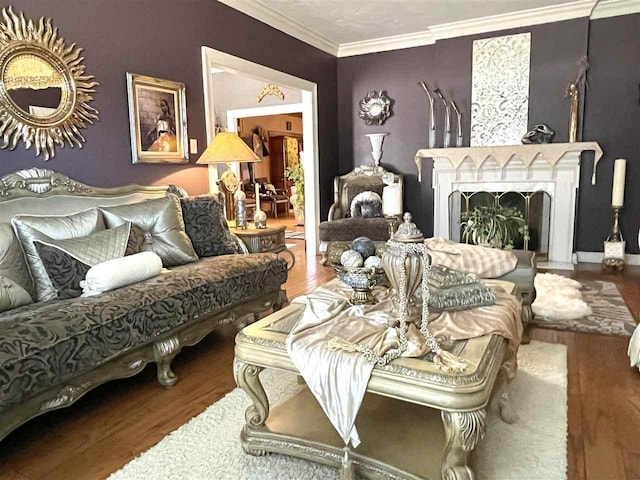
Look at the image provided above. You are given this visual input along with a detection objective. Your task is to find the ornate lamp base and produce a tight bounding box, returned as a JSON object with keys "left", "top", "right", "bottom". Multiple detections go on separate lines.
{"left": 218, "top": 168, "right": 239, "bottom": 221}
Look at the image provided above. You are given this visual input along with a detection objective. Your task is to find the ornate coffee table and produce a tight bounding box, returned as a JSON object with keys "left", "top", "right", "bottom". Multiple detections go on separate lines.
{"left": 234, "top": 281, "right": 517, "bottom": 480}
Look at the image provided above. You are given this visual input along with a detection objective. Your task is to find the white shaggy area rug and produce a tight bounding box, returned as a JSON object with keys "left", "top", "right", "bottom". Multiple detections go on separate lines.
{"left": 109, "top": 341, "right": 567, "bottom": 480}
{"left": 532, "top": 273, "right": 592, "bottom": 320}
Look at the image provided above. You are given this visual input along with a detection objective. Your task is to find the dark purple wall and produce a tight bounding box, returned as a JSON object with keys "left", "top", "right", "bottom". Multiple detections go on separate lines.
{"left": 580, "top": 14, "right": 640, "bottom": 253}
{"left": 1, "top": 1, "right": 338, "bottom": 217}
{"left": 338, "top": 16, "right": 640, "bottom": 253}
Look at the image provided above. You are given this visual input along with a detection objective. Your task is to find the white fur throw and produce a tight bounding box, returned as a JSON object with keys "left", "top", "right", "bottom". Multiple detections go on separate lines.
{"left": 629, "top": 325, "right": 640, "bottom": 371}
{"left": 81, "top": 252, "right": 163, "bottom": 296}
{"left": 532, "top": 273, "right": 592, "bottom": 320}
{"left": 350, "top": 191, "right": 383, "bottom": 218}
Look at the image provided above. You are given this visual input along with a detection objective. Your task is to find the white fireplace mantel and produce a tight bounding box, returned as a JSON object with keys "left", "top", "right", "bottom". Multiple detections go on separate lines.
{"left": 414, "top": 142, "right": 603, "bottom": 270}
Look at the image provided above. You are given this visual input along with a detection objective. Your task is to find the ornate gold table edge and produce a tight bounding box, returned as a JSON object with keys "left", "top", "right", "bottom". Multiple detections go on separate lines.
{"left": 233, "top": 309, "right": 517, "bottom": 480}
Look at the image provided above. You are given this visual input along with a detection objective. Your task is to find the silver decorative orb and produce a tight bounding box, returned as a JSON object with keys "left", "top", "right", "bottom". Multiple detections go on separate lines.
{"left": 341, "top": 249, "right": 364, "bottom": 268}
{"left": 364, "top": 255, "right": 382, "bottom": 269}
{"left": 351, "top": 236, "right": 376, "bottom": 259}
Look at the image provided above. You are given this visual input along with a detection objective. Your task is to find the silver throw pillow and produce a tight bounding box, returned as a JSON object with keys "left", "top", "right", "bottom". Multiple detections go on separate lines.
{"left": 33, "top": 222, "right": 134, "bottom": 300}
{"left": 0, "top": 277, "right": 32, "bottom": 313}
{"left": 12, "top": 209, "right": 105, "bottom": 302}
{"left": 0, "top": 223, "right": 34, "bottom": 312}
{"left": 99, "top": 195, "right": 198, "bottom": 267}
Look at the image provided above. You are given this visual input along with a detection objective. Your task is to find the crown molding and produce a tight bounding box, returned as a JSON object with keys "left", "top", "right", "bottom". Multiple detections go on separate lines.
{"left": 221, "top": 0, "right": 638, "bottom": 59}
{"left": 338, "top": 31, "right": 436, "bottom": 58}
{"left": 338, "top": 1, "right": 594, "bottom": 57}
{"left": 217, "top": 0, "right": 339, "bottom": 56}
{"left": 591, "top": 0, "right": 640, "bottom": 19}
{"left": 429, "top": 0, "right": 594, "bottom": 41}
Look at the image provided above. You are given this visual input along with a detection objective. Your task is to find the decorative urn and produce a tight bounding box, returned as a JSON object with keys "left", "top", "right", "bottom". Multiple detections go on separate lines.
{"left": 382, "top": 212, "right": 426, "bottom": 322}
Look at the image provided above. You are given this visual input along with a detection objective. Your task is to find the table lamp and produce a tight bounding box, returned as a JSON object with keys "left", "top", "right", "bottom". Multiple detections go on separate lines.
{"left": 196, "top": 132, "right": 260, "bottom": 220}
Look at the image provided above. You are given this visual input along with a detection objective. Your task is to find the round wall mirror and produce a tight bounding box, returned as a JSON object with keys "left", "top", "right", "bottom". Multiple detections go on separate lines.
{"left": 0, "top": 6, "right": 99, "bottom": 160}
{"left": 4, "top": 53, "right": 64, "bottom": 116}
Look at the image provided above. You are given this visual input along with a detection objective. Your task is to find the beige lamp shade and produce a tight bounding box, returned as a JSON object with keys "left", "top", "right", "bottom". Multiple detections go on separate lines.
{"left": 196, "top": 132, "right": 260, "bottom": 164}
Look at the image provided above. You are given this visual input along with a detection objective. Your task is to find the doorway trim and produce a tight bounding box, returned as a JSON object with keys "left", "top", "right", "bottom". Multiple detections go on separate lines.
{"left": 201, "top": 46, "right": 319, "bottom": 258}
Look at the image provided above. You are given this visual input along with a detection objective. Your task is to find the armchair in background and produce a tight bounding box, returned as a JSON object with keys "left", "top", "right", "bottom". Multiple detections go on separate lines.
{"left": 319, "top": 165, "right": 403, "bottom": 265}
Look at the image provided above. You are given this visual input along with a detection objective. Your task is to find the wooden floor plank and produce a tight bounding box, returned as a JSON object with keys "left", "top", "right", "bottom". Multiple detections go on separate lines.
{"left": 1, "top": 237, "right": 639, "bottom": 479}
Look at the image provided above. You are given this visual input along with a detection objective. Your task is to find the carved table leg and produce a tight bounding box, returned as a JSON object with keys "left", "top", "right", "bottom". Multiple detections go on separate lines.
{"left": 153, "top": 335, "right": 181, "bottom": 388}
{"left": 441, "top": 409, "right": 486, "bottom": 480}
{"left": 520, "top": 290, "right": 535, "bottom": 345}
{"left": 273, "top": 290, "right": 288, "bottom": 312}
{"left": 234, "top": 359, "right": 269, "bottom": 430}
{"left": 491, "top": 349, "right": 518, "bottom": 424}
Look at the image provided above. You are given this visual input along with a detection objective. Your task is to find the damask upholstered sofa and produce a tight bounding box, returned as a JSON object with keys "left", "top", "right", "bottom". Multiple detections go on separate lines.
{"left": 0, "top": 168, "right": 288, "bottom": 442}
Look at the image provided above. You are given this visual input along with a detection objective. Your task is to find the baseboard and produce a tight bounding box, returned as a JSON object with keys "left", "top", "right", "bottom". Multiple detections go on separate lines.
{"left": 576, "top": 251, "right": 640, "bottom": 266}
{"left": 537, "top": 261, "right": 575, "bottom": 271}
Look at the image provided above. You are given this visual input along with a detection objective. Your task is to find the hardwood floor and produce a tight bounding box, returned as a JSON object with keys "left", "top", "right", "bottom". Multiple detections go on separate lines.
{"left": 1, "top": 249, "right": 638, "bottom": 480}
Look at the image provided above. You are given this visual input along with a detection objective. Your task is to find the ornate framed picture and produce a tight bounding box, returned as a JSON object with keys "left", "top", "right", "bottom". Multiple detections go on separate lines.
{"left": 126, "top": 73, "right": 188, "bottom": 164}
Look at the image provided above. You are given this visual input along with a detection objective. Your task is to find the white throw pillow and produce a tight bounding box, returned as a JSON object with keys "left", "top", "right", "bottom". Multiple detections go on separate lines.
{"left": 80, "top": 252, "right": 163, "bottom": 296}
{"left": 350, "top": 191, "right": 383, "bottom": 218}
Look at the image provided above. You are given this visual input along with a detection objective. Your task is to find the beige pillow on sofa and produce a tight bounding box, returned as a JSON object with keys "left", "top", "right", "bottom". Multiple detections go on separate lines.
{"left": 0, "top": 223, "right": 34, "bottom": 312}
{"left": 99, "top": 195, "right": 198, "bottom": 267}
{"left": 12, "top": 209, "right": 104, "bottom": 302}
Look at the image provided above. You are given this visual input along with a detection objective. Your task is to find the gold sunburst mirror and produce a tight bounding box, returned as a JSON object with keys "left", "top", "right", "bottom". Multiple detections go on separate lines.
{"left": 0, "top": 6, "right": 99, "bottom": 160}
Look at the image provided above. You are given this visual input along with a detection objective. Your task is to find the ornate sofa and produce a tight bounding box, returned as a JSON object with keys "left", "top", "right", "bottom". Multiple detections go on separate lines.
{"left": 319, "top": 165, "right": 402, "bottom": 264}
{"left": 0, "top": 168, "right": 288, "bottom": 442}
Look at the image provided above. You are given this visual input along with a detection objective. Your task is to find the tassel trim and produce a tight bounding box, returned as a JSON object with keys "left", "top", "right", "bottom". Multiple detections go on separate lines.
{"left": 339, "top": 446, "right": 355, "bottom": 480}
{"left": 434, "top": 349, "right": 469, "bottom": 373}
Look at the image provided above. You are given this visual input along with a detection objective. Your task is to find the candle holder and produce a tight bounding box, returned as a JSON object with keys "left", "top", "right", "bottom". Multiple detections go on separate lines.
{"left": 602, "top": 206, "right": 625, "bottom": 272}
{"left": 253, "top": 183, "right": 268, "bottom": 229}
{"left": 254, "top": 210, "right": 267, "bottom": 229}
{"left": 234, "top": 190, "right": 248, "bottom": 230}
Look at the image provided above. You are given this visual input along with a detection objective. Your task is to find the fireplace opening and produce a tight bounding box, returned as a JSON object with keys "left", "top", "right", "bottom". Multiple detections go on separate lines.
{"left": 449, "top": 190, "right": 551, "bottom": 254}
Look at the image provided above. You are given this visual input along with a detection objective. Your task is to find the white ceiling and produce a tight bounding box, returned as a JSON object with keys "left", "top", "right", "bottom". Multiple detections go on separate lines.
{"left": 250, "top": 0, "right": 573, "bottom": 44}
{"left": 219, "top": 0, "right": 640, "bottom": 56}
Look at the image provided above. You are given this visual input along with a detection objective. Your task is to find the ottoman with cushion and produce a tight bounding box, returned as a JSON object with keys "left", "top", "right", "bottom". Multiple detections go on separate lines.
{"left": 0, "top": 168, "right": 288, "bottom": 442}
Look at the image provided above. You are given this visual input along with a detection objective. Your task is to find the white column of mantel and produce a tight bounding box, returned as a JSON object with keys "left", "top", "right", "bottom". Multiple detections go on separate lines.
{"left": 432, "top": 157, "right": 454, "bottom": 238}
{"left": 543, "top": 151, "right": 581, "bottom": 269}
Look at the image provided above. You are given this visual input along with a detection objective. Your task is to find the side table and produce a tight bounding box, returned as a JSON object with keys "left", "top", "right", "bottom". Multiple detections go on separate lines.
{"left": 232, "top": 225, "right": 295, "bottom": 271}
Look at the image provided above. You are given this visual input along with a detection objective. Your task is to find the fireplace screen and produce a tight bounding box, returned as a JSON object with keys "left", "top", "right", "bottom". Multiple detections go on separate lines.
{"left": 449, "top": 190, "right": 551, "bottom": 253}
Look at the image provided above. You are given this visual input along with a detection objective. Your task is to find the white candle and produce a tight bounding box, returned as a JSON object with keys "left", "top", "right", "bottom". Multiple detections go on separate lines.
{"left": 255, "top": 183, "right": 261, "bottom": 211}
{"left": 382, "top": 184, "right": 403, "bottom": 216}
{"left": 611, "top": 158, "right": 626, "bottom": 207}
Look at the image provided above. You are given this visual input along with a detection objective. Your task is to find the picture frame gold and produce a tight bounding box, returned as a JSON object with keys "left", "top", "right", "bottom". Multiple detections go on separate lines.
{"left": 126, "top": 73, "right": 188, "bottom": 164}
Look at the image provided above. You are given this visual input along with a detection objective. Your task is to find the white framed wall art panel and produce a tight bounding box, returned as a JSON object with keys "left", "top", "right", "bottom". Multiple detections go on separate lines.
{"left": 470, "top": 32, "right": 531, "bottom": 147}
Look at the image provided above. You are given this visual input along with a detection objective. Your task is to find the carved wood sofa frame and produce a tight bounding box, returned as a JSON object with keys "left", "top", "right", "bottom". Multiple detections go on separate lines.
{"left": 0, "top": 168, "right": 287, "bottom": 442}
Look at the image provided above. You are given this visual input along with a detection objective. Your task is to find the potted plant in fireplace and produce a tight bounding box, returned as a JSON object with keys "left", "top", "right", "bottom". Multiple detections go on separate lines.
{"left": 285, "top": 163, "right": 304, "bottom": 226}
{"left": 460, "top": 205, "right": 528, "bottom": 249}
